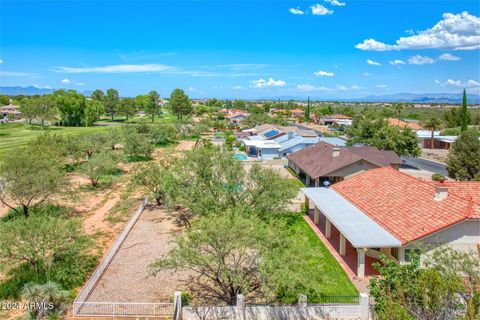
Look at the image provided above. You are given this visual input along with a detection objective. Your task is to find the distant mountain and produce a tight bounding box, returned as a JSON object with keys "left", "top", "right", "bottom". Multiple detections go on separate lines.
{"left": 347, "top": 93, "right": 480, "bottom": 104}
{"left": 0, "top": 86, "right": 92, "bottom": 96}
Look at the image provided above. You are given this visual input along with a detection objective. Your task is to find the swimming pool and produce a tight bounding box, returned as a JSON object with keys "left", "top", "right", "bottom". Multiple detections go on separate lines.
{"left": 233, "top": 154, "right": 248, "bottom": 161}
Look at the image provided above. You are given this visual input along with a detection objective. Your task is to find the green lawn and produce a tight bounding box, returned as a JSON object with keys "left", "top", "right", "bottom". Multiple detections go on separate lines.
{"left": 278, "top": 213, "right": 358, "bottom": 302}
{"left": 0, "top": 123, "right": 113, "bottom": 158}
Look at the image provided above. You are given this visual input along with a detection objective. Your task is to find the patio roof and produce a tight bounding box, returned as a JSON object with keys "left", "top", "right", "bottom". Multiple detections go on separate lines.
{"left": 301, "top": 187, "right": 402, "bottom": 248}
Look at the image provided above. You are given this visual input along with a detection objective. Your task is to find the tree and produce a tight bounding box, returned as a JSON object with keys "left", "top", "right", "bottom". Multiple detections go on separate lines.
{"left": 169, "top": 88, "right": 192, "bottom": 120}
{"left": 422, "top": 117, "right": 443, "bottom": 149}
{"left": 79, "top": 132, "right": 109, "bottom": 159}
{"left": 461, "top": 88, "right": 469, "bottom": 132}
{"left": 393, "top": 103, "right": 404, "bottom": 125}
{"left": 53, "top": 90, "right": 86, "bottom": 126}
{"left": 118, "top": 97, "right": 137, "bottom": 120}
{"left": 0, "top": 95, "right": 9, "bottom": 106}
{"left": 83, "top": 99, "right": 104, "bottom": 126}
{"left": 79, "top": 152, "right": 118, "bottom": 187}
{"left": 151, "top": 212, "right": 281, "bottom": 304}
{"left": 146, "top": 90, "right": 161, "bottom": 123}
{"left": 133, "top": 159, "right": 176, "bottom": 205}
{"left": 122, "top": 127, "right": 153, "bottom": 160}
{"left": 446, "top": 129, "right": 480, "bottom": 180}
{"left": 90, "top": 89, "right": 105, "bottom": 102}
{"left": 0, "top": 144, "right": 66, "bottom": 216}
{"left": 370, "top": 248, "right": 480, "bottom": 320}
{"left": 168, "top": 147, "right": 297, "bottom": 218}
{"left": 21, "top": 282, "right": 69, "bottom": 320}
{"left": 19, "top": 97, "right": 36, "bottom": 124}
{"left": 376, "top": 126, "right": 421, "bottom": 156}
{"left": 0, "top": 212, "right": 90, "bottom": 280}
{"left": 104, "top": 88, "right": 119, "bottom": 121}
{"left": 36, "top": 95, "right": 58, "bottom": 129}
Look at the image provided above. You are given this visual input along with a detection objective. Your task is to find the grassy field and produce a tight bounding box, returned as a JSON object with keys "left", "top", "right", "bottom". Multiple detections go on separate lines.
{"left": 278, "top": 214, "right": 358, "bottom": 302}
{"left": 0, "top": 123, "right": 113, "bottom": 158}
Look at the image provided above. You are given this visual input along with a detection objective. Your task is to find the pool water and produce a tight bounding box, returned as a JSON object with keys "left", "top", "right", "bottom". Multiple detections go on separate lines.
{"left": 233, "top": 154, "right": 248, "bottom": 161}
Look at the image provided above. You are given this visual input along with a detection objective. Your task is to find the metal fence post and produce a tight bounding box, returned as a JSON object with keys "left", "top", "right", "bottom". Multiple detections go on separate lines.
{"left": 236, "top": 294, "right": 245, "bottom": 320}
{"left": 173, "top": 291, "right": 183, "bottom": 320}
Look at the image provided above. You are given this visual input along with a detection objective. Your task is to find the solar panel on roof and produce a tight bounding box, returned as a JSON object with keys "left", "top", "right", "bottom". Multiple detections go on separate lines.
{"left": 263, "top": 130, "right": 278, "bottom": 138}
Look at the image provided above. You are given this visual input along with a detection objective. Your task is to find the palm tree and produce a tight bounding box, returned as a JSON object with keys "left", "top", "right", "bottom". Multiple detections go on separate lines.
{"left": 22, "top": 281, "right": 68, "bottom": 320}
{"left": 422, "top": 117, "right": 443, "bottom": 149}
{"left": 394, "top": 103, "right": 404, "bottom": 126}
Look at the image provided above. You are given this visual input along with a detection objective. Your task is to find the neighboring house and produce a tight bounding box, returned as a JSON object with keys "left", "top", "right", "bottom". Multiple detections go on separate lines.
{"left": 388, "top": 118, "right": 422, "bottom": 130}
{"left": 288, "top": 142, "right": 401, "bottom": 186}
{"left": 290, "top": 108, "right": 305, "bottom": 118}
{"left": 416, "top": 130, "right": 462, "bottom": 149}
{"left": 320, "top": 114, "right": 353, "bottom": 126}
{"left": 302, "top": 167, "right": 480, "bottom": 278}
{"left": 225, "top": 112, "right": 249, "bottom": 125}
{"left": 1, "top": 104, "right": 21, "bottom": 119}
{"left": 240, "top": 124, "right": 325, "bottom": 160}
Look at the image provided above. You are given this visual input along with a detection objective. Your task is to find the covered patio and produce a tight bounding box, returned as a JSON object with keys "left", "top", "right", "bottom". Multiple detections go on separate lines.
{"left": 302, "top": 187, "right": 403, "bottom": 278}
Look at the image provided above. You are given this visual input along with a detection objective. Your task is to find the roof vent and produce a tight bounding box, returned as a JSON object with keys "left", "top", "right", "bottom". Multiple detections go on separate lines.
{"left": 434, "top": 181, "right": 449, "bottom": 201}
{"left": 332, "top": 147, "right": 341, "bottom": 158}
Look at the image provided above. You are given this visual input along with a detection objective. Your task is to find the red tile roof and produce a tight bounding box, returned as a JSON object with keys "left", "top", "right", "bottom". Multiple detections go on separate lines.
{"left": 332, "top": 167, "right": 480, "bottom": 244}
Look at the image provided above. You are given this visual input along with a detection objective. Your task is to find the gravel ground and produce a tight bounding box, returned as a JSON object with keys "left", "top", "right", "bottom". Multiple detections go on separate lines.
{"left": 86, "top": 205, "right": 189, "bottom": 303}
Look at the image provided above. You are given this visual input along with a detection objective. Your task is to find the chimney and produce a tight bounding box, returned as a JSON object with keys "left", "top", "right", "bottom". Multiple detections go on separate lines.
{"left": 332, "top": 147, "right": 341, "bottom": 158}
{"left": 434, "top": 181, "right": 449, "bottom": 201}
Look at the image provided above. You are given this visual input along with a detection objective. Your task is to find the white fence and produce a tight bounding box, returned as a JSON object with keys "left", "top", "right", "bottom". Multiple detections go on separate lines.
{"left": 72, "top": 198, "right": 175, "bottom": 318}
{"left": 181, "top": 293, "right": 370, "bottom": 320}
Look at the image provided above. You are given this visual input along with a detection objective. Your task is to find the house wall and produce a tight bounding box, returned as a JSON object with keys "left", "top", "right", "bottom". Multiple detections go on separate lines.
{"left": 259, "top": 148, "right": 280, "bottom": 160}
{"left": 407, "top": 219, "right": 480, "bottom": 255}
{"left": 280, "top": 143, "right": 315, "bottom": 158}
{"left": 324, "top": 160, "right": 379, "bottom": 179}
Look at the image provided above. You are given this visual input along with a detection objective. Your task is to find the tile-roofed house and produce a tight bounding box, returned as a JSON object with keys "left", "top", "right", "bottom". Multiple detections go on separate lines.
{"left": 388, "top": 118, "right": 422, "bottom": 130}
{"left": 301, "top": 167, "right": 480, "bottom": 278}
{"left": 288, "top": 142, "right": 401, "bottom": 186}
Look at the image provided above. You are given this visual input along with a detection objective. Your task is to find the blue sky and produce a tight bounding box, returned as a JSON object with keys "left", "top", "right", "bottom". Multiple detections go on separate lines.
{"left": 0, "top": 0, "right": 479, "bottom": 99}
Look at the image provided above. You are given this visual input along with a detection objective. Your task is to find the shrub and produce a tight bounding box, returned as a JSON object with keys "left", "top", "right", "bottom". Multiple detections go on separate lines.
{"left": 431, "top": 173, "right": 446, "bottom": 182}
{"left": 123, "top": 129, "right": 153, "bottom": 161}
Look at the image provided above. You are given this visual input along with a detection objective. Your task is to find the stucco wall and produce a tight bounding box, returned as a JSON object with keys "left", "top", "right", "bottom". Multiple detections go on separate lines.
{"left": 259, "top": 148, "right": 280, "bottom": 160}
{"left": 325, "top": 160, "right": 379, "bottom": 179}
{"left": 408, "top": 219, "right": 480, "bottom": 254}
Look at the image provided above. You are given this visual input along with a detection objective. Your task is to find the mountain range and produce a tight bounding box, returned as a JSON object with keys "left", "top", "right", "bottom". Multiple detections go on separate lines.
{"left": 0, "top": 86, "right": 478, "bottom": 104}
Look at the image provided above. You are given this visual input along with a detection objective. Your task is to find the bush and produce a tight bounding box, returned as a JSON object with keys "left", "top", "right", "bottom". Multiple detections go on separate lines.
{"left": 123, "top": 128, "right": 153, "bottom": 161}
{"left": 79, "top": 152, "right": 120, "bottom": 187}
{"left": 432, "top": 173, "right": 446, "bottom": 182}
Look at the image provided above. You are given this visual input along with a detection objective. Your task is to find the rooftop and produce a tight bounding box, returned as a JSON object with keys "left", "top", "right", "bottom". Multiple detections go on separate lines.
{"left": 287, "top": 142, "right": 401, "bottom": 179}
{"left": 331, "top": 167, "right": 480, "bottom": 244}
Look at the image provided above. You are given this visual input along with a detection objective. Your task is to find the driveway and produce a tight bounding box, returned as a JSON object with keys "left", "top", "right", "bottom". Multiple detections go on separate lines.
{"left": 401, "top": 157, "right": 448, "bottom": 176}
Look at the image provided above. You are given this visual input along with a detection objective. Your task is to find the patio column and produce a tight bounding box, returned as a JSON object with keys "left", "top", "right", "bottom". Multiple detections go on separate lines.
{"left": 339, "top": 234, "right": 346, "bottom": 255}
{"left": 314, "top": 207, "right": 319, "bottom": 224}
{"left": 325, "top": 218, "right": 331, "bottom": 238}
{"left": 357, "top": 248, "right": 368, "bottom": 278}
{"left": 314, "top": 179, "right": 320, "bottom": 187}
{"left": 305, "top": 197, "right": 310, "bottom": 211}
{"left": 306, "top": 176, "right": 311, "bottom": 186}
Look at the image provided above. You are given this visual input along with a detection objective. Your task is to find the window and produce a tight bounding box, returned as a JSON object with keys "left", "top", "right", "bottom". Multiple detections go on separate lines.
{"left": 391, "top": 248, "right": 400, "bottom": 260}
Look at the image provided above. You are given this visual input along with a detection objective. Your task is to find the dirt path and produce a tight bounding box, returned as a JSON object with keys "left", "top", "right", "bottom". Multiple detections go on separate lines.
{"left": 86, "top": 206, "right": 189, "bottom": 302}
{"left": 175, "top": 140, "right": 196, "bottom": 151}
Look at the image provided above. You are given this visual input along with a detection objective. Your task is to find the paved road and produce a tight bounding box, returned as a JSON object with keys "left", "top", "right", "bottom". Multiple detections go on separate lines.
{"left": 401, "top": 157, "right": 448, "bottom": 176}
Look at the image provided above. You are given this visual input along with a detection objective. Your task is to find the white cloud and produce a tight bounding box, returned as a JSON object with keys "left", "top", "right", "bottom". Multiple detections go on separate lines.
{"left": 297, "top": 84, "right": 331, "bottom": 92}
{"left": 324, "top": 0, "right": 345, "bottom": 6}
{"left": 0, "top": 59, "right": 2, "bottom": 64}
{"left": 336, "top": 85, "right": 348, "bottom": 91}
{"left": 350, "top": 85, "right": 362, "bottom": 90}
{"left": 251, "top": 77, "right": 286, "bottom": 88}
{"left": 0, "top": 71, "right": 37, "bottom": 77}
{"left": 441, "top": 79, "right": 480, "bottom": 87}
{"left": 33, "top": 85, "right": 52, "bottom": 89}
{"left": 408, "top": 55, "right": 435, "bottom": 65}
{"left": 314, "top": 70, "right": 335, "bottom": 76}
{"left": 376, "top": 84, "right": 388, "bottom": 88}
{"left": 366, "top": 59, "right": 381, "bottom": 66}
{"left": 356, "top": 11, "right": 480, "bottom": 51}
{"left": 363, "top": 72, "right": 372, "bottom": 76}
{"left": 434, "top": 79, "right": 441, "bottom": 84}
{"left": 310, "top": 4, "right": 333, "bottom": 15}
{"left": 438, "top": 53, "right": 460, "bottom": 61}
{"left": 229, "top": 85, "right": 243, "bottom": 90}
{"left": 61, "top": 78, "right": 71, "bottom": 84}
{"left": 75, "top": 82, "right": 85, "bottom": 86}
{"left": 54, "top": 64, "right": 172, "bottom": 73}
{"left": 389, "top": 59, "right": 405, "bottom": 65}
{"left": 289, "top": 7, "right": 304, "bottom": 15}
